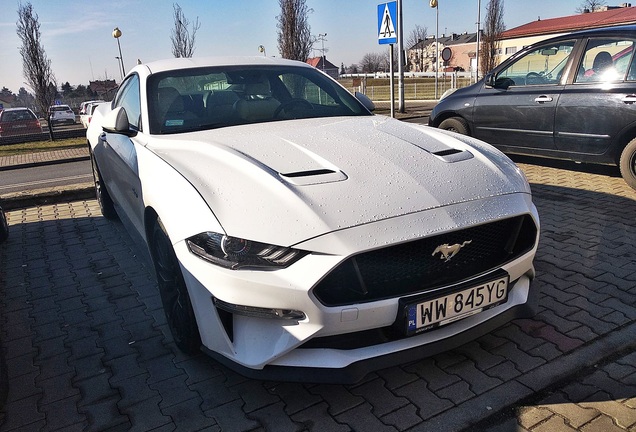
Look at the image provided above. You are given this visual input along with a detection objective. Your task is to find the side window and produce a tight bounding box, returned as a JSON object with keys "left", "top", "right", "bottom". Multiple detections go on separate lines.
{"left": 574, "top": 39, "right": 634, "bottom": 83}
{"left": 113, "top": 74, "right": 141, "bottom": 130}
{"left": 279, "top": 73, "right": 338, "bottom": 106}
{"left": 495, "top": 40, "right": 576, "bottom": 86}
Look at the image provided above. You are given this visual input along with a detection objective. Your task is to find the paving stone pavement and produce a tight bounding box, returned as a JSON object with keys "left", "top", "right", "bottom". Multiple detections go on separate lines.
{"left": 0, "top": 155, "right": 635, "bottom": 431}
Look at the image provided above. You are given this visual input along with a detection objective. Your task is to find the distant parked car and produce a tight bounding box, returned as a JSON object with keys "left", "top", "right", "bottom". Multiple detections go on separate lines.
{"left": 0, "top": 205, "right": 8, "bottom": 244}
{"left": 79, "top": 100, "right": 105, "bottom": 115}
{"left": 49, "top": 105, "right": 76, "bottom": 125}
{"left": 429, "top": 24, "right": 636, "bottom": 190}
{"left": 80, "top": 102, "right": 102, "bottom": 128}
{"left": 0, "top": 107, "right": 43, "bottom": 137}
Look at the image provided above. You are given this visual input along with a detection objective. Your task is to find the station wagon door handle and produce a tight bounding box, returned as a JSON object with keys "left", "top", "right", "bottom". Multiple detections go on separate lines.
{"left": 622, "top": 95, "right": 636, "bottom": 104}
{"left": 534, "top": 95, "right": 553, "bottom": 103}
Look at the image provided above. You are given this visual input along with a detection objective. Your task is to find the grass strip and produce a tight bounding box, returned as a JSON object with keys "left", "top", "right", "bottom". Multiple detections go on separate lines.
{"left": 0, "top": 137, "right": 86, "bottom": 157}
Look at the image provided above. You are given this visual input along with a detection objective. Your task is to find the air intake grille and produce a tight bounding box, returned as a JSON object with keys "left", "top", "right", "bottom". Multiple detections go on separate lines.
{"left": 312, "top": 215, "right": 537, "bottom": 306}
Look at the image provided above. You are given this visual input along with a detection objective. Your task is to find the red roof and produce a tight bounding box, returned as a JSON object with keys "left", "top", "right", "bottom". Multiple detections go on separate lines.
{"left": 306, "top": 56, "right": 338, "bottom": 70}
{"left": 502, "top": 6, "right": 636, "bottom": 39}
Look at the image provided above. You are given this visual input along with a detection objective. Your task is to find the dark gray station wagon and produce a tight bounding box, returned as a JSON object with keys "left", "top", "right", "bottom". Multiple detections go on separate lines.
{"left": 429, "top": 25, "right": 636, "bottom": 190}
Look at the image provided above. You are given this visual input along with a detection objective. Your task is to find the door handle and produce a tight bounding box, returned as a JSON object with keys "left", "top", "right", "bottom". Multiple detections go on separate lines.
{"left": 534, "top": 95, "right": 553, "bottom": 103}
{"left": 622, "top": 94, "right": 636, "bottom": 104}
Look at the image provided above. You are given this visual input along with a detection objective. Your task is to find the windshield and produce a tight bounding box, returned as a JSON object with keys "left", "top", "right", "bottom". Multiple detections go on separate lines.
{"left": 147, "top": 65, "right": 370, "bottom": 134}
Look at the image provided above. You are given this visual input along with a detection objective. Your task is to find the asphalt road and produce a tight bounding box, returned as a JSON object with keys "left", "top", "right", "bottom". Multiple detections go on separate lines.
{"left": 0, "top": 160, "right": 92, "bottom": 195}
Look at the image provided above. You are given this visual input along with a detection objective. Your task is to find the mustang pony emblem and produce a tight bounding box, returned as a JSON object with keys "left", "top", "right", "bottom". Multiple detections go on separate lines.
{"left": 432, "top": 240, "right": 472, "bottom": 262}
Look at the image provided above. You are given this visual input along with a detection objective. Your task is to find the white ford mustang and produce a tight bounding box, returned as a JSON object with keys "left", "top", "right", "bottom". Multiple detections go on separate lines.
{"left": 87, "top": 56, "right": 540, "bottom": 383}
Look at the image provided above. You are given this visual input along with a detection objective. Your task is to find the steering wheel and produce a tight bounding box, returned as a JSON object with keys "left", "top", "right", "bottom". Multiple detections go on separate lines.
{"left": 525, "top": 72, "right": 544, "bottom": 85}
{"left": 273, "top": 99, "right": 314, "bottom": 118}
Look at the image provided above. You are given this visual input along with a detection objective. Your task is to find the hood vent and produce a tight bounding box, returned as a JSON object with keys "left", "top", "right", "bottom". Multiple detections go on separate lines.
{"left": 283, "top": 168, "right": 336, "bottom": 178}
{"left": 432, "top": 148, "right": 473, "bottom": 163}
{"left": 279, "top": 169, "right": 348, "bottom": 186}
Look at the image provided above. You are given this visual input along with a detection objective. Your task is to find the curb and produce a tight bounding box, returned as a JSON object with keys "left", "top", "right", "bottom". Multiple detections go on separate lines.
{"left": 0, "top": 155, "right": 90, "bottom": 172}
{"left": 1, "top": 182, "right": 95, "bottom": 211}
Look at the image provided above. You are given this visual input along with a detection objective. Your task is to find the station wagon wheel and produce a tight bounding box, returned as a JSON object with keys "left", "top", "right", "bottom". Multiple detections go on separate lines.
{"left": 90, "top": 150, "right": 118, "bottom": 220}
{"left": 438, "top": 117, "right": 469, "bottom": 135}
{"left": 150, "top": 218, "right": 201, "bottom": 354}
{"left": 619, "top": 137, "right": 636, "bottom": 190}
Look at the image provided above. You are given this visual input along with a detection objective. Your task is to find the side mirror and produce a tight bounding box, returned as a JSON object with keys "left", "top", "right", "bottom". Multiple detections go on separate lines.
{"left": 355, "top": 91, "right": 376, "bottom": 112}
{"left": 485, "top": 73, "right": 496, "bottom": 88}
{"left": 102, "top": 106, "right": 137, "bottom": 137}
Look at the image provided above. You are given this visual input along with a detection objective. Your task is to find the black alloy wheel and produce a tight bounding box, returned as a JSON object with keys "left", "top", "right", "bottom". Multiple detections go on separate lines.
{"left": 90, "top": 150, "right": 118, "bottom": 220}
{"left": 150, "top": 218, "right": 201, "bottom": 354}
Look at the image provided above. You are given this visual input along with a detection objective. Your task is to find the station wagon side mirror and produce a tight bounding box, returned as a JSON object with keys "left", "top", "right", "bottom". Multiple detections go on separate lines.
{"left": 485, "top": 73, "right": 496, "bottom": 88}
{"left": 102, "top": 106, "right": 137, "bottom": 137}
{"left": 355, "top": 92, "right": 376, "bottom": 112}
{"left": 486, "top": 73, "right": 514, "bottom": 90}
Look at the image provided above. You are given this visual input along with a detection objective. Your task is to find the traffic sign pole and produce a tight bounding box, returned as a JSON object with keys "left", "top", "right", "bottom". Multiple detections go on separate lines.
{"left": 378, "top": 2, "right": 398, "bottom": 117}
{"left": 397, "top": 0, "right": 405, "bottom": 113}
{"left": 390, "top": 44, "right": 395, "bottom": 118}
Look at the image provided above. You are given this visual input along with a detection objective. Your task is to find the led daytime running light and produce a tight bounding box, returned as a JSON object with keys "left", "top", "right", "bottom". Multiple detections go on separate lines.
{"left": 186, "top": 232, "right": 307, "bottom": 270}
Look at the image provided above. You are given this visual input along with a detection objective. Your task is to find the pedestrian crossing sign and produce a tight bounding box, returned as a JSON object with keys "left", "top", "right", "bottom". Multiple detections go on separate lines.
{"left": 378, "top": 2, "right": 397, "bottom": 45}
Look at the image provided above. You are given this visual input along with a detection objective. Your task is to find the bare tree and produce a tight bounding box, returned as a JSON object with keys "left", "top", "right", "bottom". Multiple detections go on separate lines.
{"left": 16, "top": 1, "right": 56, "bottom": 139}
{"left": 480, "top": 0, "right": 505, "bottom": 76}
{"left": 406, "top": 25, "right": 428, "bottom": 50}
{"left": 276, "top": 0, "right": 314, "bottom": 61}
{"left": 406, "top": 25, "right": 428, "bottom": 72}
{"left": 171, "top": 3, "right": 200, "bottom": 58}
{"left": 359, "top": 52, "right": 384, "bottom": 73}
{"left": 576, "top": 0, "right": 607, "bottom": 13}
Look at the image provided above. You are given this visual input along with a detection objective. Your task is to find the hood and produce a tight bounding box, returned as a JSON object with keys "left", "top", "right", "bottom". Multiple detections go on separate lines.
{"left": 148, "top": 116, "right": 529, "bottom": 246}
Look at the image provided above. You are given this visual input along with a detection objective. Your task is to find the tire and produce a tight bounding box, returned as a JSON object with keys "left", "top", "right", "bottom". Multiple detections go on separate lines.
{"left": 150, "top": 218, "right": 201, "bottom": 354}
{"left": 90, "top": 151, "right": 118, "bottom": 220}
{"left": 0, "top": 207, "right": 8, "bottom": 244}
{"left": 438, "top": 117, "right": 469, "bottom": 135}
{"left": 619, "top": 137, "right": 636, "bottom": 190}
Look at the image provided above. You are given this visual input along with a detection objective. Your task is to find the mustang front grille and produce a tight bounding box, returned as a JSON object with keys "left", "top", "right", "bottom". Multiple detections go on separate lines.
{"left": 312, "top": 215, "right": 537, "bottom": 306}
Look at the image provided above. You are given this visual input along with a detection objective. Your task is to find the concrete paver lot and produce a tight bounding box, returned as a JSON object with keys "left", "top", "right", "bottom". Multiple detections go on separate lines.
{"left": 1, "top": 158, "right": 635, "bottom": 431}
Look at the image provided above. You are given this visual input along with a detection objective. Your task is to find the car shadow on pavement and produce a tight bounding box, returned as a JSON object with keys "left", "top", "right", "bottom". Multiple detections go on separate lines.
{"left": 510, "top": 154, "right": 623, "bottom": 178}
{"left": 0, "top": 182, "right": 634, "bottom": 431}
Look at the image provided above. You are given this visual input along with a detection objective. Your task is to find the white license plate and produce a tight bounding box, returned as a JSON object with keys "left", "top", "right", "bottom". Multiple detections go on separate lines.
{"left": 405, "top": 275, "right": 509, "bottom": 335}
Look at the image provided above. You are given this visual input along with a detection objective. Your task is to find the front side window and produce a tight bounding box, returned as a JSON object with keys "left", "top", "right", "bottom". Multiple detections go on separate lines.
{"left": 113, "top": 74, "right": 141, "bottom": 130}
{"left": 574, "top": 38, "right": 635, "bottom": 83}
{"left": 495, "top": 40, "right": 576, "bottom": 87}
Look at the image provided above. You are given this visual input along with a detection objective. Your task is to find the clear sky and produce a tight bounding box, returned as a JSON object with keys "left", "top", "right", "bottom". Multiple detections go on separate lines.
{"left": 1, "top": 0, "right": 587, "bottom": 94}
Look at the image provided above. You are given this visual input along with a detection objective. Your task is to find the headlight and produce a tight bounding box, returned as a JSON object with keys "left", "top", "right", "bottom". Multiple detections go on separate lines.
{"left": 186, "top": 232, "right": 308, "bottom": 270}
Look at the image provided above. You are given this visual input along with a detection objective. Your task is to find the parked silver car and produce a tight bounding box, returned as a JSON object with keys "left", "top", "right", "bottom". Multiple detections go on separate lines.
{"left": 49, "top": 105, "right": 76, "bottom": 125}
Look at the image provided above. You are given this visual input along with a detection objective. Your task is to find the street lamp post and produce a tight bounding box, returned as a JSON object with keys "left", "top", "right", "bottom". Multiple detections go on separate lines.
{"left": 112, "top": 27, "right": 125, "bottom": 81}
{"left": 115, "top": 57, "right": 123, "bottom": 81}
{"left": 258, "top": 45, "right": 267, "bottom": 56}
{"left": 430, "top": 0, "right": 439, "bottom": 99}
{"left": 476, "top": 0, "right": 481, "bottom": 83}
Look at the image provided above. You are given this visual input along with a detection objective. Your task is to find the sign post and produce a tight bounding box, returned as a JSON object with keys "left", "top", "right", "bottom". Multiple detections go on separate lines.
{"left": 378, "top": 2, "right": 397, "bottom": 117}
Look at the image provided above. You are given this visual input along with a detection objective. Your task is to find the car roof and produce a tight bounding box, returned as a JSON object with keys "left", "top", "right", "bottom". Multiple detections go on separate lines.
{"left": 539, "top": 24, "right": 636, "bottom": 43}
{"left": 137, "top": 56, "right": 313, "bottom": 76}
{"left": 1, "top": 107, "right": 32, "bottom": 112}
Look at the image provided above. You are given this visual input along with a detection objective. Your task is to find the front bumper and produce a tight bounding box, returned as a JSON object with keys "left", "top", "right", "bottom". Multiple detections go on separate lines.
{"left": 176, "top": 193, "right": 539, "bottom": 382}
{"left": 203, "top": 277, "right": 538, "bottom": 384}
